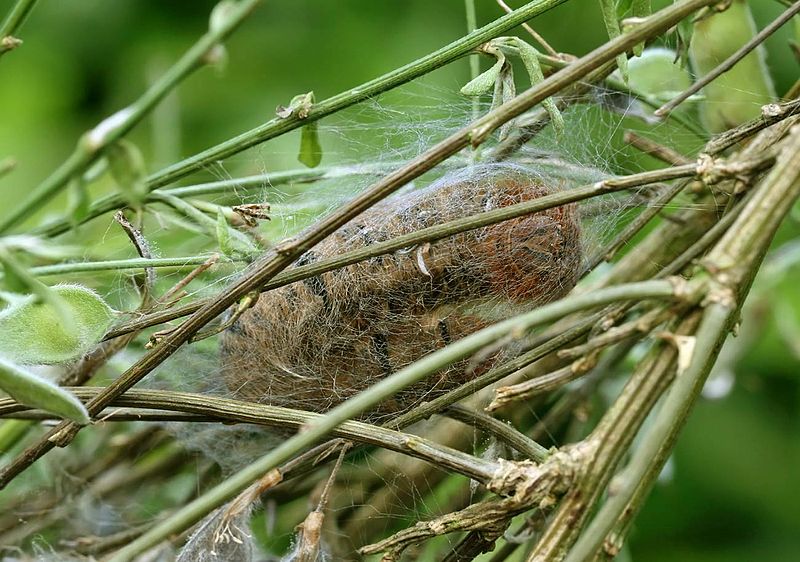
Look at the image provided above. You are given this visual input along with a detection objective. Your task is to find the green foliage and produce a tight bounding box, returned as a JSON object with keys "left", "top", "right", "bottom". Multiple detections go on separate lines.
{"left": 460, "top": 50, "right": 506, "bottom": 96}
{"left": 511, "top": 38, "right": 564, "bottom": 135}
{"left": 0, "top": 284, "right": 116, "bottom": 365}
{"left": 626, "top": 47, "right": 692, "bottom": 102}
{"left": 0, "top": 357, "right": 89, "bottom": 424}
{"left": 690, "top": 0, "right": 776, "bottom": 132}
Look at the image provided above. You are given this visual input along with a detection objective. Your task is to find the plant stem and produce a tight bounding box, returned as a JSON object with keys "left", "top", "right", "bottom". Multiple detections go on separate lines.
{"left": 24, "top": 255, "right": 231, "bottom": 277}
{"left": 0, "top": 388, "right": 500, "bottom": 483}
{"left": 465, "top": 0, "right": 481, "bottom": 125}
{"left": 445, "top": 404, "right": 550, "bottom": 462}
{"left": 145, "top": 0, "right": 571, "bottom": 191}
{"left": 104, "top": 163, "right": 697, "bottom": 339}
{"left": 564, "top": 303, "right": 731, "bottom": 562}
{"left": 105, "top": 280, "right": 680, "bottom": 561}
{"left": 0, "top": 0, "right": 263, "bottom": 234}
{"left": 703, "top": 98, "right": 800, "bottom": 154}
{"left": 34, "top": 161, "right": 418, "bottom": 236}
{"left": 0, "top": 0, "right": 37, "bottom": 57}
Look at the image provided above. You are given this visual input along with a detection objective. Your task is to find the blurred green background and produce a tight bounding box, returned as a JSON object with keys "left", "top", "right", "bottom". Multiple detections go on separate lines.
{"left": 0, "top": 1, "right": 798, "bottom": 560}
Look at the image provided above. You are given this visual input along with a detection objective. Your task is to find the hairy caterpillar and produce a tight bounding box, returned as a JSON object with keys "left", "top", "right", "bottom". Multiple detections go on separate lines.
{"left": 220, "top": 164, "right": 582, "bottom": 420}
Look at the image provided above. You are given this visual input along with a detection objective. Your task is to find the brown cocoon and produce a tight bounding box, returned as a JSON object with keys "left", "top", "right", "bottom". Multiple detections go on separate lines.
{"left": 220, "top": 166, "right": 581, "bottom": 421}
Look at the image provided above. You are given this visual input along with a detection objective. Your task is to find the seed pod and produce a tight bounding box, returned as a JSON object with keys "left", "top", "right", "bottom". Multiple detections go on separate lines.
{"left": 220, "top": 165, "right": 582, "bottom": 420}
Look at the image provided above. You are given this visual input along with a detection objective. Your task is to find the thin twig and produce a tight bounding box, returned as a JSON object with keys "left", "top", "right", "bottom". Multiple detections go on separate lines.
{"left": 0, "top": 389, "right": 500, "bottom": 484}
{"left": 703, "top": 98, "right": 800, "bottom": 154}
{"left": 495, "top": 0, "right": 560, "bottom": 57}
{"left": 622, "top": 131, "right": 691, "bottom": 166}
{"left": 444, "top": 404, "right": 550, "bottom": 462}
{"left": 22, "top": 255, "right": 232, "bottom": 277}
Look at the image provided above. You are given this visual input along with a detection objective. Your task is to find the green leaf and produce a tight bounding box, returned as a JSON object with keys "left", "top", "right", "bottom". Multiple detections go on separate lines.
{"left": 298, "top": 121, "right": 323, "bottom": 168}
{"left": 107, "top": 139, "right": 148, "bottom": 208}
{"left": 627, "top": 48, "right": 692, "bottom": 101}
{"left": 631, "top": 0, "right": 651, "bottom": 19}
{"left": 512, "top": 39, "right": 564, "bottom": 136}
{"left": 216, "top": 208, "right": 234, "bottom": 257}
{"left": 675, "top": 17, "right": 694, "bottom": 69}
{"left": 689, "top": 0, "right": 776, "bottom": 133}
{"left": 460, "top": 52, "right": 506, "bottom": 96}
{"left": 0, "top": 284, "right": 117, "bottom": 365}
{"left": 0, "top": 247, "right": 77, "bottom": 334}
{"left": 215, "top": 209, "right": 259, "bottom": 259}
{"left": 0, "top": 357, "right": 89, "bottom": 424}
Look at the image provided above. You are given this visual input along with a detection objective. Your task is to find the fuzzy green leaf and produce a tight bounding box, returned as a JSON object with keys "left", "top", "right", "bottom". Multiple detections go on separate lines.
{"left": 215, "top": 209, "right": 259, "bottom": 259}
{"left": 216, "top": 209, "right": 235, "bottom": 257}
{"left": 0, "top": 285, "right": 116, "bottom": 365}
{"left": 0, "top": 357, "right": 89, "bottom": 424}
{"left": 298, "top": 121, "right": 323, "bottom": 168}
{"left": 460, "top": 53, "right": 505, "bottom": 96}
{"left": 513, "top": 38, "right": 565, "bottom": 136}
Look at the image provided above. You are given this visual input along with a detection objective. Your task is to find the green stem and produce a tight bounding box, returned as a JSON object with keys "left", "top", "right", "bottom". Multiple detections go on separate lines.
{"left": 465, "top": 0, "right": 481, "bottom": 126}
{"left": 0, "top": 0, "right": 263, "bottom": 234}
{"left": 0, "top": 0, "right": 37, "bottom": 56}
{"left": 445, "top": 403, "right": 550, "bottom": 462}
{"left": 0, "top": 388, "right": 500, "bottom": 484}
{"left": 145, "top": 0, "right": 570, "bottom": 191}
{"left": 106, "top": 280, "right": 679, "bottom": 562}
{"left": 25, "top": 255, "right": 231, "bottom": 277}
{"left": 35, "top": 0, "right": 570, "bottom": 239}
{"left": 34, "top": 161, "right": 418, "bottom": 236}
